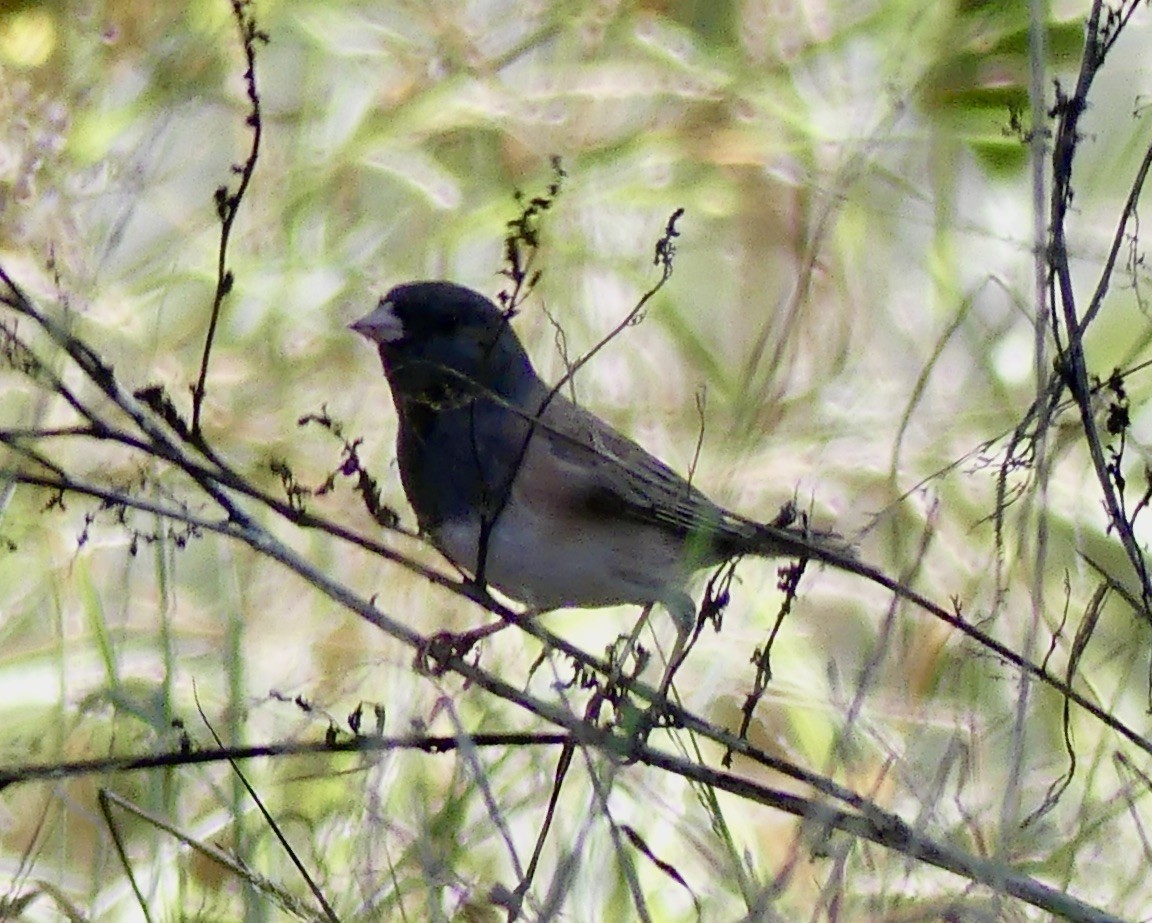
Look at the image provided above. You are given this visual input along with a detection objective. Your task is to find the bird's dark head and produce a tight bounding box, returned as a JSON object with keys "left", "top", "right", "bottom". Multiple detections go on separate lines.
{"left": 350, "top": 281, "right": 539, "bottom": 405}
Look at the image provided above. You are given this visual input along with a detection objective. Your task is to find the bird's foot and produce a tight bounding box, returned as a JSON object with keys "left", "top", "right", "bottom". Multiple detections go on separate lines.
{"left": 414, "top": 622, "right": 503, "bottom": 675}
{"left": 769, "top": 500, "right": 799, "bottom": 529}
{"left": 612, "top": 697, "right": 683, "bottom": 760}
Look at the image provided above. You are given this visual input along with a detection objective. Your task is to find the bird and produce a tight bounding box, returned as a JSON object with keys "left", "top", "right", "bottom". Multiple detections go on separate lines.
{"left": 350, "top": 280, "right": 853, "bottom": 685}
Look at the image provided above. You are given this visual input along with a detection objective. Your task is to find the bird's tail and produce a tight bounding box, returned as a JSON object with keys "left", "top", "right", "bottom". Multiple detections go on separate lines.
{"left": 726, "top": 512, "right": 858, "bottom": 571}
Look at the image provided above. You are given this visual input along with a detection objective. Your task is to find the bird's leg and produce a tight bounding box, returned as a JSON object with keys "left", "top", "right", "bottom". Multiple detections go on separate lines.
{"left": 615, "top": 596, "right": 695, "bottom": 748}
{"left": 655, "top": 628, "right": 687, "bottom": 704}
{"left": 654, "top": 591, "right": 697, "bottom": 705}
{"left": 609, "top": 603, "right": 655, "bottom": 693}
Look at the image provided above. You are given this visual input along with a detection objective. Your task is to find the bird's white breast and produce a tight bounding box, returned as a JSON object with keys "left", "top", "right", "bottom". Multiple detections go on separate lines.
{"left": 432, "top": 499, "right": 688, "bottom": 614}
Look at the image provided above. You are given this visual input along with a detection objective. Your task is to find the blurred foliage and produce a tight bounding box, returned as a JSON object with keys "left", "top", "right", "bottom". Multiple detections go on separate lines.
{"left": 3, "top": 0, "right": 1152, "bottom": 920}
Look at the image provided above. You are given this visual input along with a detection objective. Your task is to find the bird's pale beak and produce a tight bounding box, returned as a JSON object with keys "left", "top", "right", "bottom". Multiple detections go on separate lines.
{"left": 349, "top": 298, "right": 405, "bottom": 343}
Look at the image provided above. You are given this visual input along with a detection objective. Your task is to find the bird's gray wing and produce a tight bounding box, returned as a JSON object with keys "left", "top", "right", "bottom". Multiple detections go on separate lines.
{"left": 533, "top": 393, "right": 744, "bottom": 548}
{"left": 529, "top": 392, "right": 854, "bottom": 565}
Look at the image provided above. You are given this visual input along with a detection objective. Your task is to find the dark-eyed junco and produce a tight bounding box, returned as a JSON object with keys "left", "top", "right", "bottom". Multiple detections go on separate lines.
{"left": 351, "top": 281, "right": 852, "bottom": 675}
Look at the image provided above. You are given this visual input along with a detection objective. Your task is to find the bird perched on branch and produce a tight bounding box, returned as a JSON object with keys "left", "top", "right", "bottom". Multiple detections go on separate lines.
{"left": 351, "top": 281, "right": 853, "bottom": 681}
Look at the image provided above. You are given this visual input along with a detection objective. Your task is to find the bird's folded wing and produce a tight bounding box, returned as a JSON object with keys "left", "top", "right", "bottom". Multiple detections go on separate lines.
{"left": 529, "top": 392, "right": 855, "bottom": 565}
{"left": 533, "top": 394, "right": 748, "bottom": 543}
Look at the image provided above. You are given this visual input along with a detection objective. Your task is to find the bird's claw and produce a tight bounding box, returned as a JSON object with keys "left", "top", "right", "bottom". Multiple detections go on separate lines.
{"left": 414, "top": 629, "right": 484, "bottom": 675}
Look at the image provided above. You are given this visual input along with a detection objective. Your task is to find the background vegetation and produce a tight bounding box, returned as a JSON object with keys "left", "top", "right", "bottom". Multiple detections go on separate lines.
{"left": 2, "top": 0, "right": 1152, "bottom": 920}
